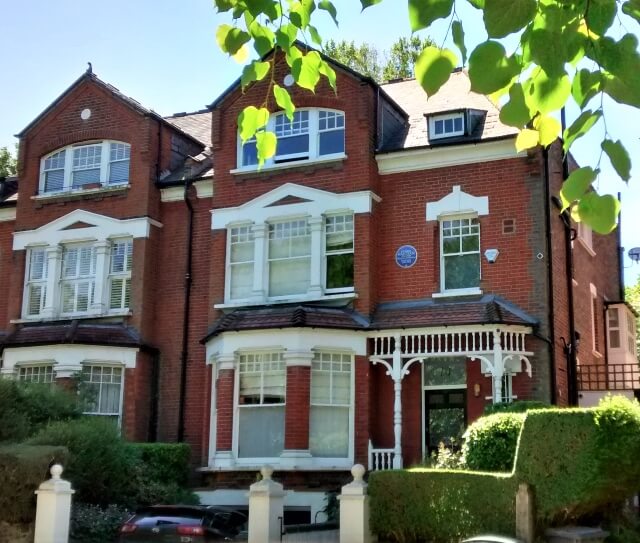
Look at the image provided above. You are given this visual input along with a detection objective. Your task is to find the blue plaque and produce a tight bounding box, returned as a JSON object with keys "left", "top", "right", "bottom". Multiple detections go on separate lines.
{"left": 395, "top": 245, "right": 418, "bottom": 268}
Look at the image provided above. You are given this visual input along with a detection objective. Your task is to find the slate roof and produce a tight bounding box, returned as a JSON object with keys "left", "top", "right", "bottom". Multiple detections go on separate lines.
{"left": 158, "top": 149, "right": 214, "bottom": 186}
{"left": 1, "top": 322, "right": 144, "bottom": 349}
{"left": 380, "top": 70, "right": 518, "bottom": 151}
{"left": 165, "top": 110, "right": 212, "bottom": 147}
{"left": 204, "top": 295, "right": 536, "bottom": 341}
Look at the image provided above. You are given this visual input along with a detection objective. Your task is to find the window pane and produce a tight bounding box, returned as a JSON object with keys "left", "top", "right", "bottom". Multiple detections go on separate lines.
{"left": 270, "top": 258, "right": 310, "bottom": 296}
{"left": 29, "top": 249, "right": 46, "bottom": 280}
{"left": 454, "top": 116, "right": 463, "bottom": 132}
{"left": 238, "top": 406, "right": 285, "bottom": 458}
{"left": 610, "top": 330, "right": 621, "bottom": 349}
{"left": 242, "top": 140, "right": 258, "bottom": 166}
{"left": 275, "top": 134, "right": 309, "bottom": 158}
{"left": 461, "top": 234, "right": 479, "bottom": 252}
{"left": 310, "top": 406, "right": 349, "bottom": 457}
{"left": 327, "top": 253, "right": 354, "bottom": 289}
{"left": 72, "top": 168, "right": 101, "bottom": 187}
{"left": 44, "top": 150, "right": 66, "bottom": 171}
{"left": 444, "top": 254, "right": 480, "bottom": 290}
{"left": 230, "top": 262, "right": 253, "bottom": 299}
{"left": 28, "top": 284, "right": 45, "bottom": 315}
{"left": 110, "top": 143, "right": 130, "bottom": 162}
{"left": 44, "top": 169, "right": 65, "bottom": 192}
{"left": 275, "top": 111, "right": 309, "bottom": 137}
{"left": 424, "top": 357, "right": 467, "bottom": 387}
{"left": 109, "top": 160, "right": 130, "bottom": 184}
{"left": 319, "top": 129, "right": 345, "bottom": 156}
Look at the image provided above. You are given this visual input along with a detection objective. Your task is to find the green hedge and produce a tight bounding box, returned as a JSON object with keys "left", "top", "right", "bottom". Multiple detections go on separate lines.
{"left": 483, "top": 400, "right": 551, "bottom": 415}
{"left": 0, "top": 444, "right": 67, "bottom": 523}
{"left": 369, "top": 396, "right": 640, "bottom": 542}
{"left": 131, "top": 442, "right": 191, "bottom": 486}
{"left": 369, "top": 469, "right": 517, "bottom": 542}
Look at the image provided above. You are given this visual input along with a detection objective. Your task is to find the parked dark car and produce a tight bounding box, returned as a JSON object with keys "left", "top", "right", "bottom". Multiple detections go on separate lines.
{"left": 462, "top": 536, "right": 523, "bottom": 543}
{"left": 117, "top": 505, "right": 247, "bottom": 542}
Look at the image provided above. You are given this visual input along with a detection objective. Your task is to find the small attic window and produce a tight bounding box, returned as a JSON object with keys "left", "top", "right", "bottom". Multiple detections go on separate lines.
{"left": 428, "top": 112, "right": 465, "bottom": 140}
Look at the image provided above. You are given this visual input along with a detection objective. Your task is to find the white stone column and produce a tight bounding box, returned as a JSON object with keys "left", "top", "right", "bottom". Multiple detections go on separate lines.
{"left": 392, "top": 333, "right": 404, "bottom": 469}
{"left": 41, "top": 246, "right": 62, "bottom": 319}
{"left": 308, "top": 216, "right": 324, "bottom": 296}
{"left": 91, "top": 240, "right": 111, "bottom": 313}
{"left": 339, "top": 464, "right": 372, "bottom": 543}
{"left": 251, "top": 224, "right": 267, "bottom": 301}
{"left": 34, "top": 464, "right": 75, "bottom": 543}
{"left": 492, "top": 329, "right": 504, "bottom": 403}
{"left": 248, "top": 466, "right": 285, "bottom": 543}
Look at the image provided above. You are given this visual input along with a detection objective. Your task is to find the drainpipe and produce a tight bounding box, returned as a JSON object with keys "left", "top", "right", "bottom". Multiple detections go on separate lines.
{"left": 560, "top": 107, "right": 579, "bottom": 407}
{"left": 617, "top": 192, "right": 625, "bottom": 300}
{"left": 542, "top": 147, "right": 557, "bottom": 405}
{"left": 177, "top": 166, "right": 195, "bottom": 442}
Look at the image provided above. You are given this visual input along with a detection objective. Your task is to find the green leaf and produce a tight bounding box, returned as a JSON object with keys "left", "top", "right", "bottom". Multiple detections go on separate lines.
{"left": 560, "top": 167, "right": 598, "bottom": 211}
{"left": 275, "top": 24, "right": 298, "bottom": 49}
{"left": 360, "top": 0, "right": 383, "bottom": 8}
{"left": 500, "top": 83, "right": 535, "bottom": 127}
{"left": 408, "top": 0, "right": 454, "bottom": 31}
{"left": 602, "top": 139, "right": 631, "bottom": 182}
{"left": 290, "top": 0, "right": 316, "bottom": 29}
{"left": 319, "top": 0, "right": 339, "bottom": 25}
{"left": 216, "top": 24, "right": 251, "bottom": 56}
{"left": 468, "top": 41, "right": 520, "bottom": 94}
{"left": 240, "top": 61, "right": 271, "bottom": 89}
{"left": 273, "top": 84, "right": 296, "bottom": 121}
{"left": 571, "top": 69, "right": 603, "bottom": 108}
{"left": 577, "top": 192, "right": 620, "bottom": 235}
{"left": 319, "top": 60, "right": 337, "bottom": 90}
{"left": 414, "top": 46, "right": 457, "bottom": 96}
{"left": 466, "top": 0, "right": 485, "bottom": 8}
{"left": 238, "top": 106, "right": 270, "bottom": 142}
{"left": 249, "top": 21, "right": 276, "bottom": 57}
{"left": 308, "top": 25, "right": 322, "bottom": 46}
{"left": 533, "top": 114, "right": 561, "bottom": 147}
{"left": 515, "top": 128, "right": 539, "bottom": 152}
{"left": 484, "top": 0, "right": 536, "bottom": 38}
{"left": 292, "top": 50, "right": 322, "bottom": 91}
{"left": 525, "top": 68, "right": 570, "bottom": 114}
{"left": 585, "top": 0, "right": 617, "bottom": 36}
{"left": 255, "top": 131, "right": 277, "bottom": 166}
{"left": 528, "top": 28, "right": 567, "bottom": 77}
{"left": 603, "top": 72, "right": 640, "bottom": 108}
{"left": 451, "top": 21, "right": 467, "bottom": 65}
{"left": 622, "top": 0, "right": 640, "bottom": 23}
{"left": 563, "top": 109, "right": 601, "bottom": 153}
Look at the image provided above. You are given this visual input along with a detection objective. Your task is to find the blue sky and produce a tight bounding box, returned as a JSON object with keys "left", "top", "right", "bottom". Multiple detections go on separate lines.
{"left": 3, "top": 0, "right": 640, "bottom": 286}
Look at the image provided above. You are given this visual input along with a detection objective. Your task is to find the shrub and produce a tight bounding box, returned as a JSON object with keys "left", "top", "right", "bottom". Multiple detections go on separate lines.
{"left": 369, "top": 469, "right": 516, "bottom": 542}
{"left": 0, "top": 444, "right": 67, "bottom": 524}
{"left": 69, "top": 503, "right": 131, "bottom": 543}
{"left": 0, "top": 380, "right": 80, "bottom": 441}
{"left": 484, "top": 400, "right": 551, "bottom": 415}
{"left": 426, "top": 441, "right": 466, "bottom": 470}
{"left": 28, "top": 417, "right": 139, "bottom": 507}
{"left": 131, "top": 442, "right": 191, "bottom": 486}
{"left": 462, "top": 412, "right": 525, "bottom": 472}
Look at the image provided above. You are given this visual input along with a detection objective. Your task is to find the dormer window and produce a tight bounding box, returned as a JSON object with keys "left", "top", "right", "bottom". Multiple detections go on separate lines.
{"left": 40, "top": 141, "right": 131, "bottom": 194}
{"left": 428, "top": 112, "right": 465, "bottom": 140}
{"left": 239, "top": 109, "right": 345, "bottom": 170}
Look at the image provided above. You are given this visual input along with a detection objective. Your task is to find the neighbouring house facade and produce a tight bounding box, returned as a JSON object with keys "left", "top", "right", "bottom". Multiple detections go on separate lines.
{"left": 1, "top": 49, "right": 637, "bottom": 518}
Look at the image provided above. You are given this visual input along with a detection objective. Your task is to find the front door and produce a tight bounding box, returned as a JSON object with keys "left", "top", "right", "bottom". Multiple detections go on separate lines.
{"left": 423, "top": 357, "right": 467, "bottom": 455}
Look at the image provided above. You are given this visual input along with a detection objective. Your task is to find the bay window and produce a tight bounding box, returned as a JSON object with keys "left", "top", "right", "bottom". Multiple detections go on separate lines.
{"left": 80, "top": 365, "right": 123, "bottom": 418}
{"left": 40, "top": 141, "right": 131, "bottom": 194}
{"left": 440, "top": 216, "right": 481, "bottom": 292}
{"left": 268, "top": 219, "right": 312, "bottom": 297}
{"left": 237, "top": 352, "right": 286, "bottom": 458}
{"left": 61, "top": 245, "right": 97, "bottom": 314}
{"left": 239, "top": 109, "right": 345, "bottom": 169}
{"left": 310, "top": 352, "right": 352, "bottom": 458}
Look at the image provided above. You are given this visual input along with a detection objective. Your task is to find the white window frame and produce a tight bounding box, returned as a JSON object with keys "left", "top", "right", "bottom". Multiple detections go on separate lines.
{"left": 309, "top": 351, "right": 354, "bottom": 463}
{"left": 39, "top": 141, "right": 131, "bottom": 194}
{"left": 108, "top": 239, "right": 133, "bottom": 311}
{"left": 233, "top": 351, "right": 287, "bottom": 463}
{"left": 576, "top": 221, "right": 596, "bottom": 256}
{"left": 80, "top": 364, "right": 125, "bottom": 423}
{"left": 428, "top": 112, "right": 465, "bottom": 140}
{"left": 22, "top": 238, "right": 134, "bottom": 320}
{"left": 324, "top": 213, "right": 355, "bottom": 294}
{"left": 607, "top": 306, "right": 622, "bottom": 350}
{"left": 267, "top": 218, "right": 312, "bottom": 300}
{"left": 438, "top": 213, "right": 482, "bottom": 296}
{"left": 60, "top": 243, "right": 97, "bottom": 316}
{"left": 236, "top": 108, "right": 346, "bottom": 171}
{"left": 17, "top": 363, "right": 55, "bottom": 384}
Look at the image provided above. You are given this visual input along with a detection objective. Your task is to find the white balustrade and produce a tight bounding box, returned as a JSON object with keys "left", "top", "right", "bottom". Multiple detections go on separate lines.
{"left": 368, "top": 441, "right": 395, "bottom": 471}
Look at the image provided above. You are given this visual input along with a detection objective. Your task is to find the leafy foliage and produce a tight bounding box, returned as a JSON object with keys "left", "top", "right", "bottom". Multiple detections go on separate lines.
{"left": 483, "top": 399, "right": 551, "bottom": 415}
{"left": 69, "top": 503, "right": 132, "bottom": 543}
{"left": 0, "top": 146, "right": 16, "bottom": 177}
{"left": 212, "top": 0, "right": 638, "bottom": 234}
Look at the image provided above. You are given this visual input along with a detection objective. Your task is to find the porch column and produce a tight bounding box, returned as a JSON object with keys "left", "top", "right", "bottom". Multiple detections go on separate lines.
{"left": 91, "top": 241, "right": 110, "bottom": 312}
{"left": 41, "top": 246, "right": 62, "bottom": 319}
{"left": 492, "top": 330, "right": 504, "bottom": 403}
{"left": 392, "top": 333, "right": 403, "bottom": 469}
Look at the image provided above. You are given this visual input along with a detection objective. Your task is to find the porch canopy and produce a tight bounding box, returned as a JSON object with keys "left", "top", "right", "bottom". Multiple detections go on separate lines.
{"left": 368, "top": 295, "right": 536, "bottom": 468}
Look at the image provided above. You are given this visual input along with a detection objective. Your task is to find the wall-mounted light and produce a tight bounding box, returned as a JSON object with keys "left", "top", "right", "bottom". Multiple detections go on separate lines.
{"left": 473, "top": 383, "right": 481, "bottom": 397}
{"left": 484, "top": 249, "right": 500, "bottom": 264}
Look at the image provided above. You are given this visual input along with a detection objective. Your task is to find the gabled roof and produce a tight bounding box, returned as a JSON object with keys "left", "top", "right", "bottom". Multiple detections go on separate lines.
{"left": 16, "top": 69, "right": 206, "bottom": 147}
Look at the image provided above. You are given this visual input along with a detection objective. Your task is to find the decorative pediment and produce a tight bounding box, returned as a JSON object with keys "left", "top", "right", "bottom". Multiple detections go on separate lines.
{"left": 13, "top": 209, "right": 162, "bottom": 250}
{"left": 212, "top": 183, "right": 380, "bottom": 229}
{"left": 425, "top": 185, "right": 489, "bottom": 221}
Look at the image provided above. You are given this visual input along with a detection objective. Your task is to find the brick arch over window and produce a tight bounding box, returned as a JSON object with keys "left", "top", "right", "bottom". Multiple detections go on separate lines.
{"left": 36, "top": 129, "right": 132, "bottom": 158}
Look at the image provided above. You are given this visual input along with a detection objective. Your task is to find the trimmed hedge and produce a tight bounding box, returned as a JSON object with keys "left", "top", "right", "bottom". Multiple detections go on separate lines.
{"left": 369, "top": 469, "right": 517, "bottom": 542}
{"left": 0, "top": 444, "right": 67, "bottom": 523}
{"left": 484, "top": 400, "right": 551, "bottom": 415}
{"left": 369, "top": 396, "right": 640, "bottom": 542}
{"left": 462, "top": 412, "right": 525, "bottom": 472}
{"left": 131, "top": 442, "right": 191, "bottom": 486}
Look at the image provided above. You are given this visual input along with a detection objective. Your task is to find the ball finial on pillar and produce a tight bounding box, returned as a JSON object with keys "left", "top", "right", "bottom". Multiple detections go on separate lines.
{"left": 260, "top": 465, "right": 274, "bottom": 481}
{"left": 351, "top": 464, "right": 365, "bottom": 482}
{"left": 50, "top": 465, "right": 63, "bottom": 480}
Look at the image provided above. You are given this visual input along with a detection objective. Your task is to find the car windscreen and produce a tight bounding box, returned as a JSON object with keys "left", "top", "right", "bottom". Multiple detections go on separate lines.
{"left": 133, "top": 515, "right": 202, "bottom": 527}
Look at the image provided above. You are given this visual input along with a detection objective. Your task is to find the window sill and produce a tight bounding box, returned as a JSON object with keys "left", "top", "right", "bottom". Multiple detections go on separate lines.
{"left": 12, "top": 310, "right": 131, "bottom": 324}
{"left": 230, "top": 154, "right": 347, "bottom": 176}
{"left": 432, "top": 288, "right": 483, "bottom": 299}
{"left": 214, "top": 292, "right": 357, "bottom": 310}
{"left": 577, "top": 237, "right": 597, "bottom": 257}
{"left": 32, "top": 184, "right": 130, "bottom": 203}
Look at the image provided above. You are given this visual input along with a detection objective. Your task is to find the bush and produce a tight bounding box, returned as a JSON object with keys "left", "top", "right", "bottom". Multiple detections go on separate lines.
{"left": 0, "top": 444, "right": 67, "bottom": 523}
{"left": 484, "top": 400, "right": 551, "bottom": 415}
{"left": 369, "top": 469, "right": 516, "bottom": 542}
{"left": 28, "top": 417, "right": 139, "bottom": 507}
{"left": 69, "top": 503, "right": 131, "bottom": 543}
{"left": 462, "top": 412, "right": 525, "bottom": 472}
{"left": 426, "top": 441, "right": 466, "bottom": 470}
{"left": 131, "top": 442, "right": 191, "bottom": 486}
{"left": 0, "top": 380, "right": 80, "bottom": 442}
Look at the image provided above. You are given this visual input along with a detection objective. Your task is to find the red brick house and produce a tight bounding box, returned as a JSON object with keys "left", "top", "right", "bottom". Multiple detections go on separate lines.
{"left": 0, "top": 51, "right": 637, "bottom": 517}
